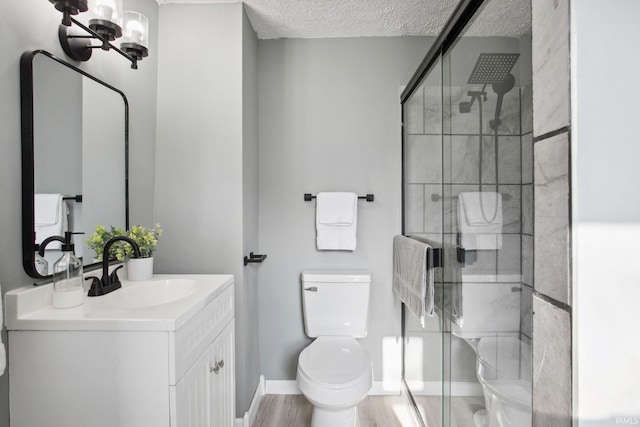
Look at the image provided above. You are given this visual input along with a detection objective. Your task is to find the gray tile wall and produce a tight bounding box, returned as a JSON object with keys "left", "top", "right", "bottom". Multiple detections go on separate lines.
{"left": 531, "top": 0, "right": 572, "bottom": 423}
{"left": 532, "top": 0, "right": 571, "bottom": 137}
{"left": 521, "top": 79, "right": 534, "bottom": 341}
{"left": 534, "top": 132, "right": 570, "bottom": 305}
{"left": 405, "top": 85, "right": 525, "bottom": 270}
{"left": 532, "top": 295, "right": 572, "bottom": 427}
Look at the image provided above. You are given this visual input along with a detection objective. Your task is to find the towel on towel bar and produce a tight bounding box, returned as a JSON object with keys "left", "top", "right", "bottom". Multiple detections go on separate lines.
{"left": 316, "top": 192, "right": 358, "bottom": 251}
{"left": 393, "top": 235, "right": 434, "bottom": 326}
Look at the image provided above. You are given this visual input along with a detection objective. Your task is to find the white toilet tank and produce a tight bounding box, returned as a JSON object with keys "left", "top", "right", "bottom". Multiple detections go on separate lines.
{"left": 301, "top": 270, "right": 371, "bottom": 338}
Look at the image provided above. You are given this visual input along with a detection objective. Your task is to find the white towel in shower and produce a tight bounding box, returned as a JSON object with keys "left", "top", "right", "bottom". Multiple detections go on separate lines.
{"left": 458, "top": 191, "right": 503, "bottom": 250}
{"left": 316, "top": 192, "right": 358, "bottom": 251}
{"left": 35, "top": 194, "right": 68, "bottom": 250}
{"left": 393, "top": 235, "right": 434, "bottom": 326}
{"left": 0, "top": 282, "right": 5, "bottom": 376}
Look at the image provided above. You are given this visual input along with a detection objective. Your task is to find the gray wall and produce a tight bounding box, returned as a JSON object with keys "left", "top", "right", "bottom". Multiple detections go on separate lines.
{"left": 240, "top": 6, "right": 261, "bottom": 417}
{"left": 0, "top": 1, "right": 159, "bottom": 426}
{"left": 572, "top": 0, "right": 640, "bottom": 425}
{"left": 154, "top": 3, "right": 260, "bottom": 417}
{"left": 257, "top": 37, "right": 432, "bottom": 381}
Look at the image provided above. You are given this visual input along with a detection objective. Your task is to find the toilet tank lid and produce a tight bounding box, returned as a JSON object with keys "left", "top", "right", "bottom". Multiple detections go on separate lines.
{"left": 301, "top": 270, "right": 371, "bottom": 283}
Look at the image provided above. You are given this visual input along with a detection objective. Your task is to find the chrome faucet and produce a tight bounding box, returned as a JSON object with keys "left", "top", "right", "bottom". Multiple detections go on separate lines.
{"left": 86, "top": 236, "right": 141, "bottom": 297}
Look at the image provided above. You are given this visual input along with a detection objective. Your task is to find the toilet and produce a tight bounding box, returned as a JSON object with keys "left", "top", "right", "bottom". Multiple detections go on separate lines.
{"left": 449, "top": 275, "right": 532, "bottom": 427}
{"left": 297, "top": 270, "right": 373, "bottom": 427}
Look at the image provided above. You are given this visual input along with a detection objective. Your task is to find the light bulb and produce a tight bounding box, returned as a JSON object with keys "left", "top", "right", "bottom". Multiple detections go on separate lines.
{"left": 90, "top": 0, "right": 122, "bottom": 24}
{"left": 125, "top": 19, "right": 145, "bottom": 43}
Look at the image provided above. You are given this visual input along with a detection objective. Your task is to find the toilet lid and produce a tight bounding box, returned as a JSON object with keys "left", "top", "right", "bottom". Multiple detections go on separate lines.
{"left": 298, "top": 336, "right": 372, "bottom": 389}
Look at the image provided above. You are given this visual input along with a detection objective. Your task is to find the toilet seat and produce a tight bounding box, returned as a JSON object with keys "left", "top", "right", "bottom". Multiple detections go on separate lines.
{"left": 297, "top": 336, "right": 372, "bottom": 409}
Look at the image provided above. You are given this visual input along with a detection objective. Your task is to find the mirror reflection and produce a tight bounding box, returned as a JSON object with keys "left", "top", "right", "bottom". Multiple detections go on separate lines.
{"left": 23, "top": 50, "right": 128, "bottom": 278}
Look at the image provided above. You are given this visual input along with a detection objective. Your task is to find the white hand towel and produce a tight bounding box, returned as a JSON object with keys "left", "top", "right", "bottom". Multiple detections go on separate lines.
{"left": 316, "top": 192, "right": 358, "bottom": 251}
{"left": 0, "top": 283, "right": 5, "bottom": 376}
{"left": 393, "top": 235, "right": 434, "bottom": 327}
{"left": 316, "top": 192, "right": 356, "bottom": 225}
{"left": 35, "top": 194, "right": 63, "bottom": 225}
{"left": 458, "top": 192, "right": 503, "bottom": 250}
{"left": 35, "top": 194, "right": 68, "bottom": 249}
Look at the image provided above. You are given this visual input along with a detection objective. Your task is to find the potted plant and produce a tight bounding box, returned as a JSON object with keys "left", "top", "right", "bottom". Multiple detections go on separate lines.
{"left": 86, "top": 225, "right": 127, "bottom": 262}
{"left": 124, "top": 224, "right": 162, "bottom": 281}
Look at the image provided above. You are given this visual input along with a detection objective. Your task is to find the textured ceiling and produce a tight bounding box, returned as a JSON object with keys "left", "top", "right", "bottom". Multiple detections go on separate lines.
{"left": 157, "top": 0, "right": 531, "bottom": 40}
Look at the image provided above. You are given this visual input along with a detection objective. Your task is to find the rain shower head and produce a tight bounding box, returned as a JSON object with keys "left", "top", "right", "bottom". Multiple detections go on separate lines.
{"left": 467, "top": 53, "right": 520, "bottom": 85}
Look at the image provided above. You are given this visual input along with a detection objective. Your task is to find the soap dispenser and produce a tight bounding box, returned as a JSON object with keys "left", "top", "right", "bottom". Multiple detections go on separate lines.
{"left": 52, "top": 231, "right": 84, "bottom": 309}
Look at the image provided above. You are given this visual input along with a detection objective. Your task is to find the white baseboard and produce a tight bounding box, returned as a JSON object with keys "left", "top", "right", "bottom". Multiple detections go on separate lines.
{"left": 265, "top": 380, "right": 401, "bottom": 396}
{"left": 405, "top": 380, "right": 483, "bottom": 397}
{"left": 235, "top": 375, "right": 266, "bottom": 427}
{"left": 265, "top": 379, "right": 301, "bottom": 395}
{"left": 265, "top": 379, "right": 482, "bottom": 397}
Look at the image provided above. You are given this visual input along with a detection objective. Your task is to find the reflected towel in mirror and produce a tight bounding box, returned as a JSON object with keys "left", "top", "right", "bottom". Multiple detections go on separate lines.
{"left": 35, "top": 194, "right": 68, "bottom": 250}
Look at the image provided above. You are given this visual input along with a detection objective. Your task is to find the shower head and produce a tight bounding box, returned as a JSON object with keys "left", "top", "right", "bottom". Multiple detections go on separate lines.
{"left": 467, "top": 53, "right": 520, "bottom": 85}
{"left": 492, "top": 73, "right": 516, "bottom": 96}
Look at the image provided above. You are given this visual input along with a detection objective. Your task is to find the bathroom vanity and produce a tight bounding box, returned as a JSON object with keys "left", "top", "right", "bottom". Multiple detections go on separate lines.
{"left": 4, "top": 274, "right": 235, "bottom": 427}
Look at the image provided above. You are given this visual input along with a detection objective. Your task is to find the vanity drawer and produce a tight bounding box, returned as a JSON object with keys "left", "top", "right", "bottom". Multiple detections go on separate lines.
{"left": 169, "top": 283, "right": 234, "bottom": 384}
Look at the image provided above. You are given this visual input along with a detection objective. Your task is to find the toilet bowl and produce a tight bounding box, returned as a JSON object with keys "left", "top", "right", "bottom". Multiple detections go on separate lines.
{"left": 446, "top": 275, "right": 531, "bottom": 427}
{"left": 475, "top": 336, "right": 531, "bottom": 427}
{"left": 296, "top": 271, "right": 373, "bottom": 427}
{"left": 297, "top": 336, "right": 372, "bottom": 426}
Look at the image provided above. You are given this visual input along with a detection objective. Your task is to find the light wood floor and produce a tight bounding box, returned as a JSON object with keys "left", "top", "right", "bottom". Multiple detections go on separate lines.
{"left": 413, "top": 396, "right": 485, "bottom": 427}
{"left": 253, "top": 395, "right": 484, "bottom": 427}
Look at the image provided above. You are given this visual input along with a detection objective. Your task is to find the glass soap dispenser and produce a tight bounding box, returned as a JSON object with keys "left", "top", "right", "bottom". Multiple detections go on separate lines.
{"left": 52, "top": 231, "right": 84, "bottom": 309}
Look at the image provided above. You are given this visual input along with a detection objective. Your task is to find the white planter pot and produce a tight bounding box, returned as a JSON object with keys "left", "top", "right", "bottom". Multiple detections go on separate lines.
{"left": 127, "top": 257, "right": 153, "bottom": 281}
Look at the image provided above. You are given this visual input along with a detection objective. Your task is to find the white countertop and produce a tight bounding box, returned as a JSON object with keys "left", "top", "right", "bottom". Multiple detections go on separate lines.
{"left": 4, "top": 274, "right": 234, "bottom": 332}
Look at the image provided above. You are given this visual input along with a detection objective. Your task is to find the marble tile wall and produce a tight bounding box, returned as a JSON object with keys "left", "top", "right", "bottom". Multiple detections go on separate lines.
{"left": 532, "top": 295, "right": 572, "bottom": 427}
{"left": 532, "top": 0, "right": 571, "bottom": 137}
{"left": 406, "top": 87, "right": 528, "bottom": 278}
{"left": 534, "top": 132, "right": 570, "bottom": 305}
{"left": 531, "top": 0, "right": 572, "bottom": 423}
{"left": 520, "top": 85, "right": 534, "bottom": 340}
{"left": 403, "top": 37, "right": 540, "bottom": 395}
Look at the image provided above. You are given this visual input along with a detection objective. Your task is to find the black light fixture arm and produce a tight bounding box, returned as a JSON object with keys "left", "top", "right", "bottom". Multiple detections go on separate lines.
{"left": 61, "top": 17, "right": 139, "bottom": 69}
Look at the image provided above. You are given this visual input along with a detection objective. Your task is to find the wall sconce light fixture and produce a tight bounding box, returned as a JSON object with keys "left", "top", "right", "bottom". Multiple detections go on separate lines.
{"left": 49, "top": 0, "right": 149, "bottom": 69}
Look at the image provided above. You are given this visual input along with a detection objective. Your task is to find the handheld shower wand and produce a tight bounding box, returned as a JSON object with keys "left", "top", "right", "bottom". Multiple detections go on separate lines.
{"left": 458, "top": 53, "right": 520, "bottom": 224}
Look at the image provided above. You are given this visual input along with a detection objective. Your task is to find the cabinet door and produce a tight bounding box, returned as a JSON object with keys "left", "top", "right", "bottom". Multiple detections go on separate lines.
{"left": 210, "top": 321, "right": 235, "bottom": 427}
{"left": 173, "top": 348, "right": 211, "bottom": 427}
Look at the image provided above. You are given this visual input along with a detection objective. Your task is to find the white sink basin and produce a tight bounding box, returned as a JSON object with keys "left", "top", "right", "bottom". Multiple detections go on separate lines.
{"left": 4, "top": 274, "right": 234, "bottom": 331}
{"left": 101, "top": 279, "right": 198, "bottom": 309}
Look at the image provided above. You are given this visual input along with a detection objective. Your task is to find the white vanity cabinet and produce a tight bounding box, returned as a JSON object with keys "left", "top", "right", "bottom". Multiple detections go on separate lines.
{"left": 173, "top": 321, "right": 235, "bottom": 426}
{"left": 6, "top": 274, "right": 235, "bottom": 427}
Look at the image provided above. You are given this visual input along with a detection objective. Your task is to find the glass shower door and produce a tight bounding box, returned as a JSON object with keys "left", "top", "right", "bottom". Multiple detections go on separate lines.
{"left": 439, "top": 1, "right": 533, "bottom": 426}
{"left": 401, "top": 1, "right": 533, "bottom": 426}
{"left": 401, "top": 53, "right": 447, "bottom": 427}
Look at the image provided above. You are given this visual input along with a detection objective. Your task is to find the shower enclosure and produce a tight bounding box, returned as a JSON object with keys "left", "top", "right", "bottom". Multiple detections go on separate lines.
{"left": 401, "top": 1, "right": 533, "bottom": 426}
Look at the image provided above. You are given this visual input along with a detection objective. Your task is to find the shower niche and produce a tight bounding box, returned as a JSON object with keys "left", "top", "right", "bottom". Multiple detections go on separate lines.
{"left": 401, "top": 1, "right": 533, "bottom": 426}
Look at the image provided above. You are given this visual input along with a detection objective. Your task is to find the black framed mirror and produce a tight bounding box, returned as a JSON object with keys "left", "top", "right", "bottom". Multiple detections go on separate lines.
{"left": 21, "top": 50, "right": 129, "bottom": 279}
